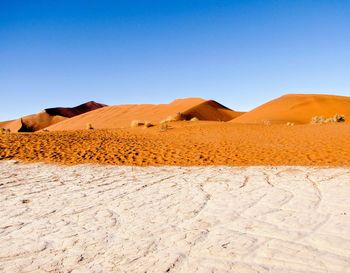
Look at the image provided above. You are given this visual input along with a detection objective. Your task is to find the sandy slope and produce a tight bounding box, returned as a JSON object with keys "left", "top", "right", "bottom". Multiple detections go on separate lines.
{"left": 0, "top": 119, "right": 22, "bottom": 133}
{"left": 45, "top": 98, "right": 242, "bottom": 131}
{"left": 1, "top": 161, "right": 350, "bottom": 272}
{"left": 232, "top": 94, "right": 350, "bottom": 124}
{"left": 0, "top": 101, "right": 106, "bottom": 132}
{"left": 1, "top": 122, "right": 350, "bottom": 166}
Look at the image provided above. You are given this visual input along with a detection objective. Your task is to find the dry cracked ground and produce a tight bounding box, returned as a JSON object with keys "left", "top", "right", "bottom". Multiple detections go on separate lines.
{"left": 1, "top": 161, "right": 350, "bottom": 273}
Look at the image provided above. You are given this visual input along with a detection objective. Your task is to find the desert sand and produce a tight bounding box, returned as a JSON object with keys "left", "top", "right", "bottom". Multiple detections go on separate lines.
{"left": 1, "top": 122, "right": 350, "bottom": 166}
{"left": 45, "top": 98, "right": 243, "bottom": 131}
{"left": 233, "top": 94, "right": 350, "bottom": 124}
{"left": 1, "top": 161, "right": 350, "bottom": 272}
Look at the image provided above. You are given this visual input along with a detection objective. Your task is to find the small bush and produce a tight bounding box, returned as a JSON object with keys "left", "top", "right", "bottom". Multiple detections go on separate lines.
{"left": 190, "top": 117, "right": 199, "bottom": 122}
{"left": 335, "top": 114, "right": 345, "bottom": 122}
{"left": 311, "top": 114, "right": 346, "bottom": 124}
{"left": 311, "top": 116, "right": 326, "bottom": 124}
{"left": 144, "top": 121, "right": 154, "bottom": 128}
{"left": 262, "top": 120, "right": 271, "bottom": 126}
{"left": 161, "top": 112, "right": 185, "bottom": 123}
{"left": 0, "top": 127, "right": 4, "bottom": 134}
{"left": 131, "top": 120, "right": 144, "bottom": 128}
{"left": 160, "top": 122, "right": 169, "bottom": 132}
{"left": 86, "top": 123, "right": 94, "bottom": 130}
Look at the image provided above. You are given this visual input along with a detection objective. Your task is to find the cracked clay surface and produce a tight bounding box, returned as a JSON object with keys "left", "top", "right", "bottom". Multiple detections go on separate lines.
{"left": 1, "top": 161, "right": 350, "bottom": 272}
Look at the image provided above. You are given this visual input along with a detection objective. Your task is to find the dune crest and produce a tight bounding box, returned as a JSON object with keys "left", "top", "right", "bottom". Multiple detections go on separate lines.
{"left": 232, "top": 94, "right": 350, "bottom": 124}
{"left": 45, "top": 101, "right": 107, "bottom": 118}
{"left": 182, "top": 100, "right": 244, "bottom": 121}
{"left": 45, "top": 98, "right": 240, "bottom": 131}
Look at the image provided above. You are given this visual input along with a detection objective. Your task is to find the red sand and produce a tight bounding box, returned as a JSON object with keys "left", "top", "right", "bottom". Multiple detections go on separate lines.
{"left": 1, "top": 122, "right": 349, "bottom": 166}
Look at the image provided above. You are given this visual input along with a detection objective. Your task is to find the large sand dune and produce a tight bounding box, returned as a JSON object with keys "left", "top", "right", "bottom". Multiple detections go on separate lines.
{"left": 1, "top": 161, "right": 350, "bottom": 272}
{"left": 45, "top": 98, "right": 242, "bottom": 131}
{"left": 0, "top": 101, "right": 106, "bottom": 132}
{"left": 232, "top": 94, "right": 350, "bottom": 124}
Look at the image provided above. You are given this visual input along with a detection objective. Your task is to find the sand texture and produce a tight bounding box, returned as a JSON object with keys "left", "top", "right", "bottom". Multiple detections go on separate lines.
{"left": 1, "top": 122, "right": 350, "bottom": 166}
{"left": 1, "top": 161, "right": 350, "bottom": 272}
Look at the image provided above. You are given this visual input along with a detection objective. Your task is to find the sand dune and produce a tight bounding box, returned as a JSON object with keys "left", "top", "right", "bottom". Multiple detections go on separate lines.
{"left": 0, "top": 119, "right": 22, "bottom": 133}
{"left": 182, "top": 100, "right": 244, "bottom": 121}
{"left": 45, "top": 101, "right": 107, "bottom": 118}
{"left": 0, "top": 101, "right": 106, "bottom": 132}
{"left": 45, "top": 98, "right": 241, "bottom": 131}
{"left": 232, "top": 94, "right": 350, "bottom": 124}
{"left": 19, "top": 112, "right": 68, "bottom": 132}
{"left": 1, "top": 161, "right": 350, "bottom": 272}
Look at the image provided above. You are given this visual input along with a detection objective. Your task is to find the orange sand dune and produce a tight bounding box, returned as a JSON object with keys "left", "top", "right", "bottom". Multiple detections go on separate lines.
{"left": 0, "top": 119, "right": 24, "bottom": 133}
{"left": 182, "top": 100, "right": 244, "bottom": 121}
{"left": 1, "top": 122, "right": 349, "bottom": 166}
{"left": 0, "top": 101, "right": 106, "bottom": 132}
{"left": 46, "top": 98, "right": 241, "bottom": 131}
{"left": 20, "top": 112, "right": 68, "bottom": 132}
{"left": 232, "top": 94, "right": 350, "bottom": 124}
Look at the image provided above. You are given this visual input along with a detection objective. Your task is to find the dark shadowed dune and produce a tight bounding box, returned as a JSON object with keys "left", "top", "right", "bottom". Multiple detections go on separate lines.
{"left": 45, "top": 101, "right": 107, "bottom": 118}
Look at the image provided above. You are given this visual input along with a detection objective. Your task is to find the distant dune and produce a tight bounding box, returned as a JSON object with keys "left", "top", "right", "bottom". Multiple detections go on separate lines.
{"left": 3, "top": 94, "right": 350, "bottom": 132}
{"left": 45, "top": 101, "right": 107, "bottom": 118}
{"left": 45, "top": 98, "right": 242, "bottom": 131}
{"left": 0, "top": 101, "right": 106, "bottom": 132}
{"left": 232, "top": 94, "right": 350, "bottom": 124}
{"left": 182, "top": 100, "right": 244, "bottom": 121}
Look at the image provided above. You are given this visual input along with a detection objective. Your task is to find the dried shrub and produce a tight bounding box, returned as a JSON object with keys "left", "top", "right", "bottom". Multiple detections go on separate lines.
{"left": 131, "top": 120, "right": 144, "bottom": 128}
{"left": 335, "top": 114, "right": 345, "bottom": 122}
{"left": 160, "top": 122, "right": 169, "bottom": 132}
{"left": 311, "top": 114, "right": 346, "bottom": 124}
{"left": 311, "top": 116, "right": 326, "bottom": 124}
{"left": 262, "top": 120, "right": 271, "bottom": 126}
{"left": 86, "top": 123, "right": 94, "bottom": 130}
{"left": 0, "top": 127, "right": 4, "bottom": 134}
{"left": 144, "top": 121, "right": 154, "bottom": 128}
{"left": 161, "top": 112, "right": 185, "bottom": 123}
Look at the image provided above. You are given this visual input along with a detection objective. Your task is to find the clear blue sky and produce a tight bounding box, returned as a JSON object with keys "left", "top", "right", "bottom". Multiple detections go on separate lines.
{"left": 1, "top": 0, "right": 350, "bottom": 120}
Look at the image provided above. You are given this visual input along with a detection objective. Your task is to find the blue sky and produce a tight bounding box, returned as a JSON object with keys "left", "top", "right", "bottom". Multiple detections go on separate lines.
{"left": 1, "top": 0, "right": 350, "bottom": 120}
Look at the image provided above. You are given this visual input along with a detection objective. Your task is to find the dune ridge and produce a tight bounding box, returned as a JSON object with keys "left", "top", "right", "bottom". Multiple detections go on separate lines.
{"left": 182, "top": 100, "right": 244, "bottom": 121}
{"left": 45, "top": 98, "right": 240, "bottom": 131}
{"left": 232, "top": 94, "right": 350, "bottom": 124}
{"left": 45, "top": 101, "right": 107, "bottom": 118}
{"left": 0, "top": 101, "right": 106, "bottom": 132}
